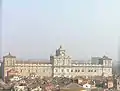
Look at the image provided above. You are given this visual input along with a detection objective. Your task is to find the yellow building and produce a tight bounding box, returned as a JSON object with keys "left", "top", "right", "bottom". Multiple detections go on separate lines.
{"left": 3, "top": 53, "right": 52, "bottom": 80}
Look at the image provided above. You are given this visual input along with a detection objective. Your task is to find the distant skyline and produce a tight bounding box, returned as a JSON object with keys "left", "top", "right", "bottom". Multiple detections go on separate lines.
{"left": 2, "top": 0, "right": 120, "bottom": 60}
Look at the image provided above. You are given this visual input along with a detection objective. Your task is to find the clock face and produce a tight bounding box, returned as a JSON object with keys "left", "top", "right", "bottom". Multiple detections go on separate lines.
{"left": 62, "top": 54, "right": 64, "bottom": 56}
{"left": 61, "top": 51, "right": 65, "bottom": 56}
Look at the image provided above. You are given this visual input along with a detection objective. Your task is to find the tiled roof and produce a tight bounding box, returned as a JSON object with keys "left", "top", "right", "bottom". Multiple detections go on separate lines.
{"left": 16, "top": 60, "right": 50, "bottom": 64}
{"left": 65, "top": 83, "right": 82, "bottom": 88}
{"left": 61, "top": 87, "right": 85, "bottom": 91}
{"left": 7, "top": 69, "right": 19, "bottom": 73}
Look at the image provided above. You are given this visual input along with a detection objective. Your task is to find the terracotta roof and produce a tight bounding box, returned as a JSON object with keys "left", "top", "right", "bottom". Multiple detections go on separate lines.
{"left": 7, "top": 69, "right": 19, "bottom": 73}
{"left": 61, "top": 87, "right": 85, "bottom": 91}
{"left": 65, "top": 83, "right": 82, "bottom": 88}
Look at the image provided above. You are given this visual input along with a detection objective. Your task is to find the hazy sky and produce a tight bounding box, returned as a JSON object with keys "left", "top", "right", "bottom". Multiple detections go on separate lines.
{"left": 2, "top": 0, "right": 120, "bottom": 60}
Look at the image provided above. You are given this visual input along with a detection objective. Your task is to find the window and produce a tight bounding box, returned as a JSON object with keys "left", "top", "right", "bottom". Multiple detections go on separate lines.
{"left": 88, "top": 70, "right": 90, "bottom": 72}
{"left": 55, "top": 69, "right": 58, "bottom": 72}
{"left": 6, "top": 61, "right": 8, "bottom": 66}
{"left": 36, "top": 70, "right": 37, "bottom": 73}
{"left": 68, "top": 60, "right": 69, "bottom": 64}
{"left": 43, "top": 69, "right": 45, "bottom": 72}
{"left": 91, "top": 70, "right": 93, "bottom": 72}
{"left": 94, "top": 70, "right": 96, "bottom": 72}
{"left": 75, "top": 70, "right": 77, "bottom": 72}
{"left": 82, "top": 69, "right": 84, "bottom": 72}
{"left": 78, "top": 70, "right": 80, "bottom": 72}
{"left": 67, "top": 69, "right": 69, "bottom": 72}
{"left": 21, "top": 69, "right": 22, "bottom": 72}
{"left": 61, "top": 69, "right": 64, "bottom": 72}
{"left": 71, "top": 70, "right": 73, "bottom": 72}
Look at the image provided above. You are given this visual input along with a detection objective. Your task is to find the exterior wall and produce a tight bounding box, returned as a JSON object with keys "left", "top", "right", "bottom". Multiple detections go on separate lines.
{"left": 3, "top": 46, "right": 113, "bottom": 80}
{"left": 103, "top": 68, "right": 112, "bottom": 77}
{"left": 3, "top": 54, "right": 52, "bottom": 79}
{"left": 108, "top": 81, "right": 113, "bottom": 89}
{"left": 14, "top": 63, "right": 52, "bottom": 78}
{"left": 70, "top": 65, "right": 103, "bottom": 78}
{"left": 53, "top": 67, "right": 72, "bottom": 77}
{"left": 4, "top": 67, "right": 13, "bottom": 77}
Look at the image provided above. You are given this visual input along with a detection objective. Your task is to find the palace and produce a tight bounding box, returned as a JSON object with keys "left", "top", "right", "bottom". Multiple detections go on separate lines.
{"left": 2, "top": 46, "right": 112, "bottom": 80}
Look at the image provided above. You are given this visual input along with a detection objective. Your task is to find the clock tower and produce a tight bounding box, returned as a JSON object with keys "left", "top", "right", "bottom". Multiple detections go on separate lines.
{"left": 51, "top": 45, "right": 72, "bottom": 77}
{"left": 56, "top": 45, "right": 65, "bottom": 56}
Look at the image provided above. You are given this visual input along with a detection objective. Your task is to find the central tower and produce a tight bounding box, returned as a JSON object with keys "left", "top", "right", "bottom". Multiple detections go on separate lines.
{"left": 50, "top": 45, "right": 72, "bottom": 77}
{"left": 56, "top": 45, "right": 65, "bottom": 56}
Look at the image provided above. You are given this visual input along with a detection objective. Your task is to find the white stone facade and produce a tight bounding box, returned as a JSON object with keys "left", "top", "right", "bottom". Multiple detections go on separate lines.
{"left": 2, "top": 46, "right": 113, "bottom": 80}
{"left": 50, "top": 46, "right": 112, "bottom": 78}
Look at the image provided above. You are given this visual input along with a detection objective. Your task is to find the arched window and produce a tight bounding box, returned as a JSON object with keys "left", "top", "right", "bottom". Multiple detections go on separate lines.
{"left": 43, "top": 69, "right": 45, "bottom": 72}
{"left": 28, "top": 70, "right": 30, "bottom": 73}
{"left": 55, "top": 69, "right": 58, "bottom": 72}
{"left": 82, "top": 69, "right": 84, "bottom": 72}
{"left": 67, "top": 69, "right": 69, "bottom": 72}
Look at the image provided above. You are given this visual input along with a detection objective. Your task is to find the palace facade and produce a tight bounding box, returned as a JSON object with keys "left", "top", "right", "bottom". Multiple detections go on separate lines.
{"left": 2, "top": 46, "right": 113, "bottom": 80}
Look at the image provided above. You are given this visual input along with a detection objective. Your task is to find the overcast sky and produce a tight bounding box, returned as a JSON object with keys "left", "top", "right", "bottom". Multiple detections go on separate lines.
{"left": 1, "top": 0, "right": 120, "bottom": 60}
